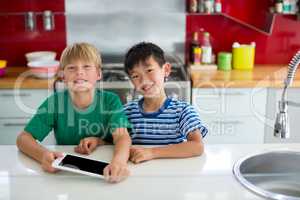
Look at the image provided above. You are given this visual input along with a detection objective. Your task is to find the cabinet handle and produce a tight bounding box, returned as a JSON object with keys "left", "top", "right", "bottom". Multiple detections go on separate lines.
{"left": 0, "top": 93, "right": 31, "bottom": 97}
{"left": 221, "top": 92, "right": 245, "bottom": 96}
{"left": 212, "top": 120, "right": 243, "bottom": 125}
{"left": 3, "top": 123, "right": 27, "bottom": 127}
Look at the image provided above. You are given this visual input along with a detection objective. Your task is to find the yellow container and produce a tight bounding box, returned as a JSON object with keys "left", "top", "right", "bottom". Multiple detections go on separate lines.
{"left": 232, "top": 43, "right": 255, "bottom": 70}
{"left": 0, "top": 60, "right": 7, "bottom": 69}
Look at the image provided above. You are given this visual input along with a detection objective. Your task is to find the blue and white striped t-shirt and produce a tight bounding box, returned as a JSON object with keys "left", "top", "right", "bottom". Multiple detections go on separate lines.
{"left": 124, "top": 98, "right": 208, "bottom": 145}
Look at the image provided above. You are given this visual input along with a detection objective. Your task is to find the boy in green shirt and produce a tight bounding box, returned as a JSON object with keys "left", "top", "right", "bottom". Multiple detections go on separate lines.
{"left": 16, "top": 43, "right": 132, "bottom": 183}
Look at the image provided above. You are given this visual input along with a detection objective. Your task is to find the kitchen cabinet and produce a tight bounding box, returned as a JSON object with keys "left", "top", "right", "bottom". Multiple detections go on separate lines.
{"left": 0, "top": 89, "right": 51, "bottom": 117}
{"left": 201, "top": 116, "right": 265, "bottom": 144}
{"left": 192, "top": 88, "right": 267, "bottom": 144}
{"left": 0, "top": 118, "right": 28, "bottom": 144}
{"left": 264, "top": 88, "right": 300, "bottom": 143}
{"left": 0, "top": 89, "right": 55, "bottom": 145}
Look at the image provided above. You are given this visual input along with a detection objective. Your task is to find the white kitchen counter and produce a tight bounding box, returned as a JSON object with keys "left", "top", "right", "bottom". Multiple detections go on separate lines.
{"left": 1, "top": 144, "right": 300, "bottom": 200}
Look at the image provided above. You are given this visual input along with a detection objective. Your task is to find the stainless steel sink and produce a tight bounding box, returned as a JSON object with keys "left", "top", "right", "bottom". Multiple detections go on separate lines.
{"left": 233, "top": 151, "right": 300, "bottom": 200}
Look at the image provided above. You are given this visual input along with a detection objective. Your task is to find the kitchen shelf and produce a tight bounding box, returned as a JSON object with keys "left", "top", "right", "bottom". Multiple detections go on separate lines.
{"left": 186, "top": 12, "right": 222, "bottom": 16}
{"left": 187, "top": 12, "right": 274, "bottom": 35}
{"left": 272, "top": 13, "right": 297, "bottom": 15}
{"left": 272, "top": 13, "right": 300, "bottom": 20}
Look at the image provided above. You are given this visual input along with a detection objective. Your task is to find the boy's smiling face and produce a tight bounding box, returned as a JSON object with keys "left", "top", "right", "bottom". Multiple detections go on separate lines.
{"left": 63, "top": 59, "right": 101, "bottom": 93}
{"left": 128, "top": 56, "right": 171, "bottom": 98}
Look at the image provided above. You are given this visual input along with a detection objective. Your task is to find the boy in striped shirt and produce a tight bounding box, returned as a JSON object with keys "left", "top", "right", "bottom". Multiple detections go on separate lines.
{"left": 124, "top": 42, "right": 208, "bottom": 164}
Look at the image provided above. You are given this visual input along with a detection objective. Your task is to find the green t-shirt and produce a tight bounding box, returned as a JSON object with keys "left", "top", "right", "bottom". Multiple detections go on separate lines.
{"left": 24, "top": 89, "right": 131, "bottom": 145}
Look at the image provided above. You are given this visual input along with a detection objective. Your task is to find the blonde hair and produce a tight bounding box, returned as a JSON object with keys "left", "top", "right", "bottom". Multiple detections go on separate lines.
{"left": 59, "top": 42, "right": 102, "bottom": 70}
{"left": 53, "top": 43, "right": 102, "bottom": 91}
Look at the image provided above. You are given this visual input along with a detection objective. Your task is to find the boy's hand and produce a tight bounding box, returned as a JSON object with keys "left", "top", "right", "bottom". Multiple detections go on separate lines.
{"left": 103, "top": 161, "right": 130, "bottom": 183}
{"left": 129, "top": 146, "right": 154, "bottom": 164}
{"left": 41, "top": 151, "right": 63, "bottom": 173}
{"left": 74, "top": 137, "right": 104, "bottom": 155}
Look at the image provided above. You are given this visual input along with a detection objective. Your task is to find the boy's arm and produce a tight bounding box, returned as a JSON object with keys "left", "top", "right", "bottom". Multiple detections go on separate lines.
{"left": 111, "top": 128, "right": 131, "bottom": 164}
{"left": 16, "top": 131, "right": 63, "bottom": 172}
{"left": 103, "top": 128, "right": 131, "bottom": 183}
{"left": 151, "top": 129, "right": 204, "bottom": 158}
{"left": 130, "top": 129, "right": 204, "bottom": 164}
{"left": 17, "top": 131, "right": 47, "bottom": 162}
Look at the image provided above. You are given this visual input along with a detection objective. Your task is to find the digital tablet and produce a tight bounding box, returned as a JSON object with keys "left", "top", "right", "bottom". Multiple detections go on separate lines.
{"left": 52, "top": 153, "right": 109, "bottom": 178}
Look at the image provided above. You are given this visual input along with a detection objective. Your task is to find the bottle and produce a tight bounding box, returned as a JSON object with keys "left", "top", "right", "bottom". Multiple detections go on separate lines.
{"left": 189, "top": 0, "right": 198, "bottom": 13}
{"left": 190, "top": 32, "right": 200, "bottom": 63}
{"left": 214, "top": 0, "right": 222, "bottom": 13}
{"left": 275, "top": 0, "right": 283, "bottom": 13}
{"left": 201, "top": 32, "right": 212, "bottom": 64}
{"left": 193, "top": 47, "right": 202, "bottom": 65}
{"left": 298, "top": 0, "right": 300, "bottom": 20}
{"left": 283, "top": 0, "right": 291, "bottom": 13}
{"left": 198, "top": 0, "right": 205, "bottom": 13}
{"left": 204, "top": 0, "right": 213, "bottom": 14}
{"left": 290, "top": 0, "right": 297, "bottom": 14}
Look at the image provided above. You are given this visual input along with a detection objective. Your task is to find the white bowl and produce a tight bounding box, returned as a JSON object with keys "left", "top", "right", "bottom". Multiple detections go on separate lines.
{"left": 25, "top": 51, "right": 56, "bottom": 62}
{"left": 31, "top": 72, "right": 57, "bottom": 79}
{"left": 27, "top": 60, "right": 59, "bottom": 68}
{"left": 27, "top": 60, "right": 59, "bottom": 79}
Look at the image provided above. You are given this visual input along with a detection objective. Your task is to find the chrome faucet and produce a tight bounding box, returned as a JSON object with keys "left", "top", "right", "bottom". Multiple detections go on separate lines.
{"left": 274, "top": 51, "right": 300, "bottom": 138}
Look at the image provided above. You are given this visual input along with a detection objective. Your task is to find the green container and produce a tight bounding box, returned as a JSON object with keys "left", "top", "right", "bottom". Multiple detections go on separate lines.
{"left": 218, "top": 52, "right": 232, "bottom": 71}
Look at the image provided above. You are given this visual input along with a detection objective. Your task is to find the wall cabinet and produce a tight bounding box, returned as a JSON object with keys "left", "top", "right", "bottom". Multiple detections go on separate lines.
{"left": 0, "top": 89, "right": 55, "bottom": 145}
{"left": 192, "top": 88, "right": 267, "bottom": 144}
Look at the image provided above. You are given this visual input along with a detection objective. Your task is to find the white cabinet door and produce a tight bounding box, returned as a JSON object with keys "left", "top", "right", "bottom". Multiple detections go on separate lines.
{"left": 265, "top": 88, "right": 300, "bottom": 143}
{"left": 193, "top": 88, "right": 267, "bottom": 144}
{"left": 0, "top": 118, "right": 56, "bottom": 145}
{"left": 0, "top": 118, "right": 29, "bottom": 144}
{"left": 0, "top": 89, "right": 55, "bottom": 145}
{"left": 0, "top": 89, "right": 52, "bottom": 118}
{"left": 192, "top": 88, "right": 267, "bottom": 117}
{"left": 202, "top": 116, "right": 265, "bottom": 144}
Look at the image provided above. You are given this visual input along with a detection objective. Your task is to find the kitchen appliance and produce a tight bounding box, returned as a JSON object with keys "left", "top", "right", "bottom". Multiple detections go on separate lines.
{"left": 99, "top": 54, "right": 191, "bottom": 104}
{"left": 55, "top": 54, "right": 191, "bottom": 104}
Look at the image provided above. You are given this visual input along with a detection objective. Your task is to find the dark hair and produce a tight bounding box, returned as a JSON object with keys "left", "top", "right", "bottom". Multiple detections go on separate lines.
{"left": 124, "top": 42, "right": 166, "bottom": 74}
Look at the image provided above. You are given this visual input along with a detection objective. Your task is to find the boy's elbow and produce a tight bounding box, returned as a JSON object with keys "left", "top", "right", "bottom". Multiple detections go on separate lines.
{"left": 187, "top": 131, "right": 204, "bottom": 157}
{"left": 16, "top": 132, "right": 25, "bottom": 149}
{"left": 16, "top": 132, "right": 30, "bottom": 149}
{"left": 193, "top": 141, "right": 204, "bottom": 156}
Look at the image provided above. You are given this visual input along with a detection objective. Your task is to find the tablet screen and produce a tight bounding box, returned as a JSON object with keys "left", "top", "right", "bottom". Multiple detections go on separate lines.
{"left": 59, "top": 155, "right": 109, "bottom": 175}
